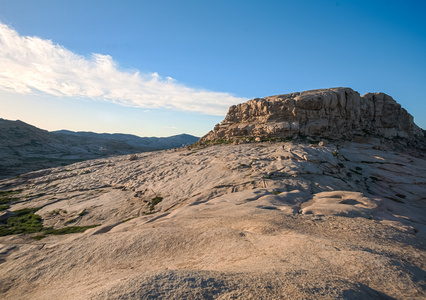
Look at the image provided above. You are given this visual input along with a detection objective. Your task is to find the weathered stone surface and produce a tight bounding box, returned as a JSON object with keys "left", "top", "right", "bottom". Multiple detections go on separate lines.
{"left": 200, "top": 88, "right": 424, "bottom": 147}
{"left": 1, "top": 141, "right": 426, "bottom": 299}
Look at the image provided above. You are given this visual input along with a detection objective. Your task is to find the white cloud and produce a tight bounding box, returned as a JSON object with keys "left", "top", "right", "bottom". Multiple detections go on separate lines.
{"left": 0, "top": 23, "right": 247, "bottom": 115}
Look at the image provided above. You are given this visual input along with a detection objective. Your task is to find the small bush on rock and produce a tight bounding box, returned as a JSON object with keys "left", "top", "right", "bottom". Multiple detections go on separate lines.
{"left": 149, "top": 196, "right": 163, "bottom": 212}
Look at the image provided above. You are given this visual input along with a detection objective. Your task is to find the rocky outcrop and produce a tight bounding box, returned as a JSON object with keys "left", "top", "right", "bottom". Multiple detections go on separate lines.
{"left": 200, "top": 88, "right": 424, "bottom": 147}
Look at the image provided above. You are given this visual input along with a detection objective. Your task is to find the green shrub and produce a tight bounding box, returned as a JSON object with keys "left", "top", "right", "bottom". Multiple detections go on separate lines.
{"left": 14, "top": 207, "right": 41, "bottom": 216}
{"left": 32, "top": 234, "right": 46, "bottom": 240}
{"left": 44, "top": 225, "right": 99, "bottom": 235}
{"left": 0, "top": 190, "right": 22, "bottom": 197}
{"left": 64, "top": 218, "right": 77, "bottom": 225}
{"left": 0, "top": 205, "right": 98, "bottom": 238}
{"left": 149, "top": 196, "right": 163, "bottom": 212}
{"left": 0, "top": 190, "right": 22, "bottom": 206}
{"left": 214, "top": 138, "right": 232, "bottom": 145}
{"left": 0, "top": 204, "right": 9, "bottom": 212}
{"left": 32, "top": 225, "right": 100, "bottom": 239}
{"left": 0, "top": 198, "right": 13, "bottom": 205}
{"left": 0, "top": 211, "right": 44, "bottom": 236}
{"left": 121, "top": 217, "right": 135, "bottom": 223}
{"left": 0, "top": 186, "right": 97, "bottom": 239}
{"left": 78, "top": 209, "right": 88, "bottom": 216}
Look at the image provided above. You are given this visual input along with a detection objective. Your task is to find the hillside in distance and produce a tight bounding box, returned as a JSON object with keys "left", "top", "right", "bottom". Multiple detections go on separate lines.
{"left": 0, "top": 118, "right": 198, "bottom": 179}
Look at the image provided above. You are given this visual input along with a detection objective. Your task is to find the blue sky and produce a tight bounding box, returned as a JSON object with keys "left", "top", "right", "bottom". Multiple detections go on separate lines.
{"left": 0, "top": 0, "right": 425, "bottom": 137}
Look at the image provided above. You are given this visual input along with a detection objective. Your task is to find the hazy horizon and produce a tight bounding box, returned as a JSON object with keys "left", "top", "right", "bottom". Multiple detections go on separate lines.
{"left": 0, "top": 116, "right": 200, "bottom": 138}
{"left": 1, "top": 0, "right": 425, "bottom": 137}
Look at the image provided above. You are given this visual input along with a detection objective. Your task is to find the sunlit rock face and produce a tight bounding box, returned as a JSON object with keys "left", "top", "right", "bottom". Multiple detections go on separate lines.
{"left": 200, "top": 87, "right": 424, "bottom": 146}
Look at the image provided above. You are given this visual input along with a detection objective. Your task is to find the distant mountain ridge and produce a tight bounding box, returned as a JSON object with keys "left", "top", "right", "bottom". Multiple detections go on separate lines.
{"left": 53, "top": 130, "right": 197, "bottom": 149}
{"left": 0, "top": 118, "right": 198, "bottom": 179}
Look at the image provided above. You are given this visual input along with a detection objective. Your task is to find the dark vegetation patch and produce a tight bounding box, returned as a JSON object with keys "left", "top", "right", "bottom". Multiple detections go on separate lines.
{"left": 149, "top": 196, "right": 163, "bottom": 212}
{"left": 121, "top": 217, "right": 135, "bottom": 223}
{"left": 0, "top": 190, "right": 23, "bottom": 212}
{"left": 0, "top": 190, "right": 23, "bottom": 197}
{"left": 201, "top": 139, "right": 231, "bottom": 145}
{"left": 262, "top": 137, "right": 293, "bottom": 143}
{"left": 50, "top": 209, "right": 67, "bottom": 215}
{"left": 200, "top": 136, "right": 293, "bottom": 146}
{"left": 64, "top": 218, "right": 78, "bottom": 225}
{"left": 32, "top": 225, "right": 99, "bottom": 240}
{"left": 78, "top": 209, "right": 88, "bottom": 216}
{"left": 0, "top": 208, "right": 43, "bottom": 236}
{"left": 44, "top": 225, "right": 99, "bottom": 235}
{"left": 0, "top": 204, "right": 99, "bottom": 238}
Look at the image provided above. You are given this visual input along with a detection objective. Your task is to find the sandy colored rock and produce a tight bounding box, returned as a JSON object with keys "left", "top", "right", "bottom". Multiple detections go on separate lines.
{"left": 0, "top": 140, "right": 425, "bottom": 299}
{"left": 200, "top": 88, "right": 425, "bottom": 149}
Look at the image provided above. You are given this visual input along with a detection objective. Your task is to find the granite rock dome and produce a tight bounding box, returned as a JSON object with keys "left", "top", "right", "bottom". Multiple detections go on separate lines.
{"left": 200, "top": 87, "right": 424, "bottom": 147}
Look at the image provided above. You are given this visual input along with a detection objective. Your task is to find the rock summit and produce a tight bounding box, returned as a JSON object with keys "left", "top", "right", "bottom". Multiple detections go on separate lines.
{"left": 200, "top": 87, "right": 424, "bottom": 148}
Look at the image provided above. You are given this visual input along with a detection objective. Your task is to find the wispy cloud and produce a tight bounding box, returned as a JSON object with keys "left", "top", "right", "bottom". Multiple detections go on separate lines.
{"left": 0, "top": 23, "right": 246, "bottom": 115}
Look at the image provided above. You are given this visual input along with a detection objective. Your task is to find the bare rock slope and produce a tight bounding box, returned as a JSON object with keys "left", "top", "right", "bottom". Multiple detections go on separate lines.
{"left": 0, "top": 88, "right": 425, "bottom": 299}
